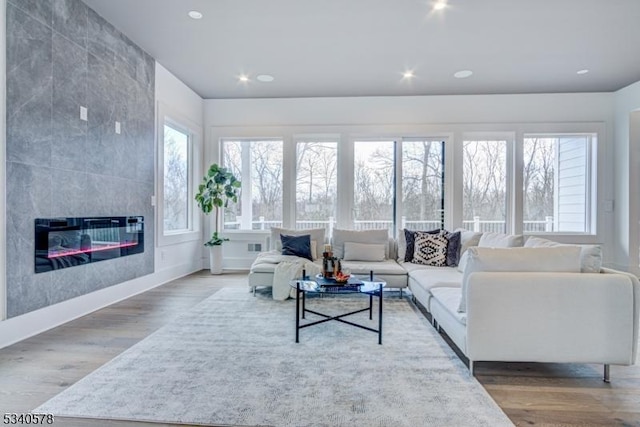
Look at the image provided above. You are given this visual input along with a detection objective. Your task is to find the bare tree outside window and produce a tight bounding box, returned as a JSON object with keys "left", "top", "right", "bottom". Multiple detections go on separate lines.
{"left": 163, "top": 124, "right": 189, "bottom": 232}
{"left": 354, "top": 141, "right": 394, "bottom": 234}
{"left": 523, "top": 137, "right": 555, "bottom": 231}
{"left": 251, "top": 141, "right": 283, "bottom": 227}
{"left": 296, "top": 142, "right": 337, "bottom": 231}
{"left": 463, "top": 140, "right": 507, "bottom": 232}
{"left": 222, "top": 141, "right": 242, "bottom": 228}
{"left": 523, "top": 135, "right": 591, "bottom": 233}
{"left": 402, "top": 140, "right": 444, "bottom": 230}
{"left": 221, "top": 139, "right": 283, "bottom": 230}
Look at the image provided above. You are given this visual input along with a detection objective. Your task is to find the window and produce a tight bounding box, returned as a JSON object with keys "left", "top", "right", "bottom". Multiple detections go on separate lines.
{"left": 401, "top": 140, "right": 445, "bottom": 231}
{"left": 463, "top": 139, "right": 508, "bottom": 233}
{"left": 523, "top": 134, "right": 594, "bottom": 233}
{"left": 296, "top": 141, "right": 338, "bottom": 234}
{"left": 353, "top": 141, "right": 395, "bottom": 234}
{"left": 157, "top": 104, "right": 200, "bottom": 246}
{"left": 163, "top": 123, "right": 190, "bottom": 233}
{"left": 221, "top": 139, "right": 283, "bottom": 230}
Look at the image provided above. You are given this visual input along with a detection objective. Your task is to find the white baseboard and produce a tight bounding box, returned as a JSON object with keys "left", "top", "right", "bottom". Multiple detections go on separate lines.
{"left": 0, "top": 261, "right": 201, "bottom": 349}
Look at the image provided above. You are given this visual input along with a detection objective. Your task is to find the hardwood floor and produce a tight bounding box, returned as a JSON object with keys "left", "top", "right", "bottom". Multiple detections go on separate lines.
{"left": 1, "top": 271, "right": 638, "bottom": 426}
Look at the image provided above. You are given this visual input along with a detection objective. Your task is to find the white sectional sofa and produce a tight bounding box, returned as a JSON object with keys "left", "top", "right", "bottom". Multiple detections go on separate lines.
{"left": 408, "top": 233, "right": 639, "bottom": 381}
{"left": 248, "top": 226, "right": 639, "bottom": 380}
{"left": 248, "top": 227, "right": 408, "bottom": 294}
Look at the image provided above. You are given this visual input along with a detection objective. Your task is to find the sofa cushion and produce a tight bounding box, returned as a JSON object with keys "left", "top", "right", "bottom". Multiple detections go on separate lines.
{"left": 478, "top": 232, "right": 524, "bottom": 248}
{"left": 343, "top": 242, "right": 386, "bottom": 262}
{"left": 341, "top": 259, "right": 407, "bottom": 276}
{"left": 403, "top": 262, "right": 463, "bottom": 290}
{"left": 413, "top": 232, "right": 448, "bottom": 266}
{"left": 454, "top": 228, "right": 483, "bottom": 255}
{"left": 430, "top": 287, "right": 467, "bottom": 325}
{"left": 332, "top": 228, "right": 389, "bottom": 259}
{"left": 271, "top": 227, "right": 325, "bottom": 258}
{"left": 524, "top": 236, "right": 602, "bottom": 273}
{"left": 280, "top": 234, "right": 313, "bottom": 260}
{"left": 458, "top": 246, "right": 582, "bottom": 313}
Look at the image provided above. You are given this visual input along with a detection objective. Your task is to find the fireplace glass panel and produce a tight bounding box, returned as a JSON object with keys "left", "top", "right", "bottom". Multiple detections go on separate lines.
{"left": 35, "top": 216, "right": 144, "bottom": 273}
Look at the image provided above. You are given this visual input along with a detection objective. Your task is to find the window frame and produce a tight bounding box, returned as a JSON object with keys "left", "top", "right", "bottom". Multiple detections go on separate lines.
{"left": 157, "top": 102, "right": 201, "bottom": 247}
{"left": 219, "top": 137, "right": 285, "bottom": 231}
{"left": 521, "top": 132, "right": 597, "bottom": 235}
{"left": 208, "top": 122, "right": 603, "bottom": 245}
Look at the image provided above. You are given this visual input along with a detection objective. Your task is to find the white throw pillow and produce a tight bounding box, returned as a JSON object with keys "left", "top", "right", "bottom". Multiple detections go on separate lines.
{"left": 343, "top": 242, "right": 386, "bottom": 262}
{"left": 270, "top": 227, "right": 325, "bottom": 259}
{"left": 478, "top": 232, "right": 524, "bottom": 248}
{"left": 454, "top": 228, "right": 483, "bottom": 255}
{"left": 456, "top": 250, "right": 469, "bottom": 273}
{"left": 458, "top": 246, "right": 582, "bottom": 313}
{"left": 524, "top": 236, "right": 602, "bottom": 273}
{"left": 331, "top": 229, "right": 389, "bottom": 259}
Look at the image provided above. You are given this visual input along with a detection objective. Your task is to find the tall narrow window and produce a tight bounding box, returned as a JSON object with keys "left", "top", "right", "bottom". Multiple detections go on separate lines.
{"left": 401, "top": 140, "right": 445, "bottom": 231}
{"left": 163, "top": 123, "right": 190, "bottom": 233}
{"left": 221, "top": 139, "right": 283, "bottom": 230}
{"left": 296, "top": 141, "right": 338, "bottom": 235}
{"left": 353, "top": 141, "right": 395, "bottom": 235}
{"left": 523, "top": 134, "right": 593, "bottom": 233}
{"left": 463, "top": 139, "right": 507, "bottom": 233}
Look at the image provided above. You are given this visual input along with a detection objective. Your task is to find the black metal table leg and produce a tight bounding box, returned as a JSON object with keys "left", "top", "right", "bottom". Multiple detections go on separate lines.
{"left": 369, "top": 293, "right": 373, "bottom": 320}
{"left": 295, "top": 282, "right": 300, "bottom": 343}
{"left": 302, "top": 287, "right": 306, "bottom": 319}
{"left": 378, "top": 283, "right": 383, "bottom": 345}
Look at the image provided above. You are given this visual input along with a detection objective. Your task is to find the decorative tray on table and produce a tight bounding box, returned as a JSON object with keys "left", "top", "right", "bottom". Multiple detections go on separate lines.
{"left": 315, "top": 274, "right": 363, "bottom": 290}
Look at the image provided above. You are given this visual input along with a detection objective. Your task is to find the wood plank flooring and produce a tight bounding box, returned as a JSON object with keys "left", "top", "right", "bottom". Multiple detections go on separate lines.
{"left": 1, "top": 270, "right": 638, "bottom": 426}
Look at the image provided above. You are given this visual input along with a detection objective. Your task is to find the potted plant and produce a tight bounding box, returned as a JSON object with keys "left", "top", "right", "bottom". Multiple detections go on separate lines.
{"left": 195, "top": 163, "right": 241, "bottom": 274}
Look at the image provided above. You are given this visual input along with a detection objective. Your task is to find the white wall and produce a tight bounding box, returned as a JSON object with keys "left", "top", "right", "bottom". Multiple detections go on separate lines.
{"left": 204, "top": 92, "right": 618, "bottom": 266}
{"left": 155, "top": 63, "right": 205, "bottom": 275}
{"left": 205, "top": 93, "right": 614, "bottom": 127}
{"left": 614, "top": 80, "right": 640, "bottom": 273}
{"left": 0, "top": 63, "right": 205, "bottom": 349}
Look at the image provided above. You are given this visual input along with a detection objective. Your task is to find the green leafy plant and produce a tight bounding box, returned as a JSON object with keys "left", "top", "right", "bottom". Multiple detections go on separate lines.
{"left": 195, "top": 163, "right": 241, "bottom": 246}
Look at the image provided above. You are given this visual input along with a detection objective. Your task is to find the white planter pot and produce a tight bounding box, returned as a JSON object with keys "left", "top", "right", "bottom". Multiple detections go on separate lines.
{"left": 209, "top": 245, "right": 223, "bottom": 275}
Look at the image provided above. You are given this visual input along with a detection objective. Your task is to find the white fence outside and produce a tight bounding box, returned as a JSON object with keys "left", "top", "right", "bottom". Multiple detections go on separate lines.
{"left": 224, "top": 215, "right": 555, "bottom": 235}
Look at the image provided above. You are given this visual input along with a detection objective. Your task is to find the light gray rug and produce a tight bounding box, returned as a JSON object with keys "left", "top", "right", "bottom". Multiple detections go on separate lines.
{"left": 35, "top": 287, "right": 513, "bottom": 426}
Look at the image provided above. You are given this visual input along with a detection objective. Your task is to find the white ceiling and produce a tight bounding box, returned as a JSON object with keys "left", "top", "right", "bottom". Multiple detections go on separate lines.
{"left": 83, "top": 0, "right": 640, "bottom": 100}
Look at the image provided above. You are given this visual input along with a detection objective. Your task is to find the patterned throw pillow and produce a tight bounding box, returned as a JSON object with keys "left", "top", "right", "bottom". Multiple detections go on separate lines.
{"left": 412, "top": 232, "right": 448, "bottom": 266}
{"left": 405, "top": 229, "right": 461, "bottom": 266}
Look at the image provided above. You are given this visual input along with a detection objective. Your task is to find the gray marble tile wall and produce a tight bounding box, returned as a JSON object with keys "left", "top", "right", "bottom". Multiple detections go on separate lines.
{"left": 6, "top": 0, "right": 155, "bottom": 318}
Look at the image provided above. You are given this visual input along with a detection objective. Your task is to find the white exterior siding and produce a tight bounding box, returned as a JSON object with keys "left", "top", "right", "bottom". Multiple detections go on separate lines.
{"left": 555, "top": 137, "right": 588, "bottom": 232}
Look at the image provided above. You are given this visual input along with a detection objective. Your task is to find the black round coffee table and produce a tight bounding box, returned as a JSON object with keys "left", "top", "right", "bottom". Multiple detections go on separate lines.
{"left": 290, "top": 274, "right": 386, "bottom": 344}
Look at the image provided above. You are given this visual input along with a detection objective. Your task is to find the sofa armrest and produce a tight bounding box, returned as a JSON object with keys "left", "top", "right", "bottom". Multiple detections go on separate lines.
{"left": 601, "top": 267, "right": 640, "bottom": 363}
{"left": 466, "top": 272, "right": 636, "bottom": 365}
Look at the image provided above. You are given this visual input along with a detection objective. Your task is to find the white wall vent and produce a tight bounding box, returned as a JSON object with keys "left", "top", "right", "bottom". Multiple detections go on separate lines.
{"left": 247, "top": 243, "right": 263, "bottom": 252}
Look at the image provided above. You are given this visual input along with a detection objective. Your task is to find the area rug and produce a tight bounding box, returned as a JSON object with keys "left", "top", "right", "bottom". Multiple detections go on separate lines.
{"left": 35, "top": 287, "right": 513, "bottom": 426}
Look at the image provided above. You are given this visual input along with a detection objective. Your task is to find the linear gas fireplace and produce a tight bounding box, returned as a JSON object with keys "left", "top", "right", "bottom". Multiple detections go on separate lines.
{"left": 35, "top": 216, "right": 144, "bottom": 273}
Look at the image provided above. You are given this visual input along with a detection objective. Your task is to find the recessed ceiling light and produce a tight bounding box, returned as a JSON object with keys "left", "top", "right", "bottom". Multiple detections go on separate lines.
{"left": 576, "top": 69, "right": 590, "bottom": 75}
{"left": 402, "top": 71, "right": 415, "bottom": 79}
{"left": 433, "top": 1, "right": 447, "bottom": 11}
{"left": 256, "top": 74, "right": 274, "bottom": 82}
{"left": 238, "top": 75, "right": 249, "bottom": 82}
{"left": 454, "top": 70, "right": 473, "bottom": 79}
{"left": 188, "top": 10, "right": 203, "bottom": 20}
